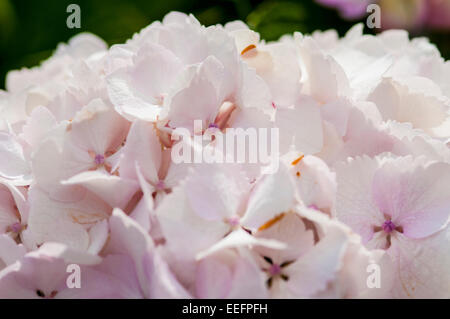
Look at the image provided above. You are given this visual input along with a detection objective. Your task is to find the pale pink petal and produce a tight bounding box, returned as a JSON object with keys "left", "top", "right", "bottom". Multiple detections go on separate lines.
{"left": 254, "top": 212, "right": 315, "bottom": 265}
{"left": 195, "top": 257, "right": 232, "bottom": 298}
{"left": 275, "top": 97, "right": 323, "bottom": 155}
{"left": 284, "top": 222, "right": 349, "bottom": 297}
{"left": 62, "top": 170, "right": 139, "bottom": 210}
{"left": 69, "top": 98, "right": 130, "bottom": 155}
{"left": 87, "top": 220, "right": 109, "bottom": 255}
{"left": 196, "top": 228, "right": 286, "bottom": 260}
{"left": 25, "top": 187, "right": 110, "bottom": 251}
{"left": 0, "top": 132, "right": 31, "bottom": 184}
{"left": 0, "top": 234, "right": 26, "bottom": 268}
{"left": 108, "top": 209, "right": 190, "bottom": 298}
{"left": 241, "top": 163, "right": 295, "bottom": 230}
{"left": 156, "top": 181, "right": 230, "bottom": 260}
{"left": 388, "top": 228, "right": 450, "bottom": 298}
{"left": 119, "top": 120, "right": 161, "bottom": 184}
{"left": 185, "top": 164, "right": 249, "bottom": 221}
{"left": 162, "top": 56, "right": 223, "bottom": 131}
{"left": 335, "top": 156, "right": 384, "bottom": 243}
{"left": 372, "top": 158, "right": 450, "bottom": 238}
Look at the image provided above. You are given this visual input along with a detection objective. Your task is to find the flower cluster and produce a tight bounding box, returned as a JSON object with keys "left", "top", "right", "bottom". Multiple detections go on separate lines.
{"left": 0, "top": 12, "right": 449, "bottom": 298}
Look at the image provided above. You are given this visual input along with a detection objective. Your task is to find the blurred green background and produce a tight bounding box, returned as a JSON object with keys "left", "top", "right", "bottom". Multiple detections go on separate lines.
{"left": 0, "top": 0, "right": 449, "bottom": 90}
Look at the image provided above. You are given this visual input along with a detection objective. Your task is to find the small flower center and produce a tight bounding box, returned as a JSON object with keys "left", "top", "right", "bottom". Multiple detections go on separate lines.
{"left": 94, "top": 154, "right": 105, "bottom": 165}
{"left": 10, "top": 222, "right": 22, "bottom": 233}
{"left": 269, "top": 264, "right": 281, "bottom": 276}
{"left": 228, "top": 215, "right": 240, "bottom": 227}
{"left": 382, "top": 220, "right": 396, "bottom": 233}
{"left": 156, "top": 180, "right": 166, "bottom": 191}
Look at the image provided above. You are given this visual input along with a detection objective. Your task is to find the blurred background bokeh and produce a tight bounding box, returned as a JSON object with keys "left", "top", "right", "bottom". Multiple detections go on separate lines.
{"left": 1, "top": 0, "right": 449, "bottom": 90}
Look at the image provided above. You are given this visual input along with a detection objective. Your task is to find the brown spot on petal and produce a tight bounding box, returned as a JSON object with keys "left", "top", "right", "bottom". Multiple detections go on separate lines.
{"left": 385, "top": 234, "right": 392, "bottom": 249}
{"left": 154, "top": 238, "right": 166, "bottom": 246}
{"left": 214, "top": 102, "right": 236, "bottom": 130}
{"left": 266, "top": 277, "right": 273, "bottom": 288}
{"left": 258, "top": 213, "right": 285, "bottom": 231}
{"left": 302, "top": 217, "right": 320, "bottom": 243}
{"left": 241, "top": 44, "right": 256, "bottom": 56}
{"left": 263, "top": 256, "right": 273, "bottom": 265}
{"left": 280, "top": 260, "right": 295, "bottom": 268}
{"left": 154, "top": 124, "right": 172, "bottom": 149}
{"left": 123, "top": 190, "right": 143, "bottom": 215}
{"left": 291, "top": 155, "right": 304, "bottom": 166}
{"left": 70, "top": 211, "right": 106, "bottom": 225}
{"left": 280, "top": 274, "right": 289, "bottom": 281}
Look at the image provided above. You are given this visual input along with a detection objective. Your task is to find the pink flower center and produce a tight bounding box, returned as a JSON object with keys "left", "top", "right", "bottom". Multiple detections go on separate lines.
{"left": 11, "top": 222, "right": 21, "bottom": 233}
{"left": 382, "top": 220, "right": 396, "bottom": 233}
{"left": 228, "top": 216, "right": 240, "bottom": 227}
{"left": 94, "top": 154, "right": 105, "bottom": 165}
{"left": 156, "top": 180, "right": 166, "bottom": 190}
{"left": 269, "top": 264, "right": 281, "bottom": 276}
